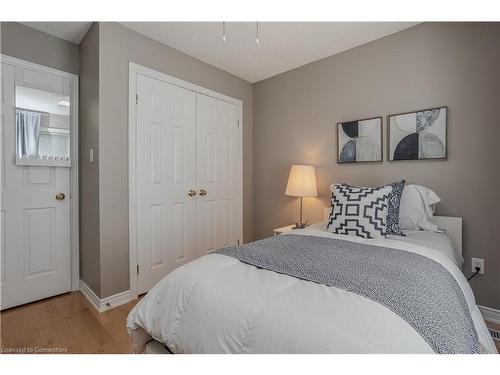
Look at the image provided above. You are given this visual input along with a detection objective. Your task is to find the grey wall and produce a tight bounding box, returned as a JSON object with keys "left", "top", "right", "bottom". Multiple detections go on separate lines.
{"left": 253, "top": 23, "right": 500, "bottom": 309}
{"left": 97, "top": 23, "right": 253, "bottom": 297}
{"left": 0, "top": 22, "right": 79, "bottom": 74}
{"left": 79, "top": 23, "right": 101, "bottom": 295}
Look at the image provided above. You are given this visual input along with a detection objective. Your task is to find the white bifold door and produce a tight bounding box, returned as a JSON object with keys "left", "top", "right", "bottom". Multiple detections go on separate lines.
{"left": 196, "top": 94, "right": 241, "bottom": 257}
{"left": 135, "top": 74, "right": 242, "bottom": 294}
{"left": 1, "top": 61, "right": 74, "bottom": 310}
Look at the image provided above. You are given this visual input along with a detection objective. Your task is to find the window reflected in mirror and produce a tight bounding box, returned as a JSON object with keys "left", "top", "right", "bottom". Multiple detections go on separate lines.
{"left": 15, "top": 85, "right": 70, "bottom": 166}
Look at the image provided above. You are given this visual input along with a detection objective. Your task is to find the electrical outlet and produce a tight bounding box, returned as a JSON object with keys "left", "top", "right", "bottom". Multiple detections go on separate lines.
{"left": 89, "top": 147, "right": 94, "bottom": 163}
{"left": 471, "top": 258, "right": 484, "bottom": 274}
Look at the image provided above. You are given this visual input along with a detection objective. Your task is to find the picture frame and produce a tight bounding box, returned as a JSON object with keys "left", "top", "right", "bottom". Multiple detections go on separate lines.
{"left": 388, "top": 106, "right": 447, "bottom": 161}
{"left": 337, "top": 116, "right": 383, "bottom": 164}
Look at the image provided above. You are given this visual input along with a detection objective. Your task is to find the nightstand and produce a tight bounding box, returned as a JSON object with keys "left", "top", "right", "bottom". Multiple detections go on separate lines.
{"left": 273, "top": 224, "right": 297, "bottom": 236}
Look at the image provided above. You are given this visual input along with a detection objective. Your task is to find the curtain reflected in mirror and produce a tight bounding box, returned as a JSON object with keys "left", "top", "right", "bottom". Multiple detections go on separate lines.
{"left": 16, "top": 109, "right": 41, "bottom": 158}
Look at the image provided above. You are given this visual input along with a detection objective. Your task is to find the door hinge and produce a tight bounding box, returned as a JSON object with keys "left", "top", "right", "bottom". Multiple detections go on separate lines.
{"left": 136, "top": 94, "right": 139, "bottom": 105}
{"left": 237, "top": 239, "right": 240, "bottom": 246}
{"left": 136, "top": 264, "right": 139, "bottom": 274}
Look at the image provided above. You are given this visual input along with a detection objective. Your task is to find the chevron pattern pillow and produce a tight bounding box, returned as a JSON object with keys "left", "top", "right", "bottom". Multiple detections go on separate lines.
{"left": 327, "top": 183, "right": 392, "bottom": 238}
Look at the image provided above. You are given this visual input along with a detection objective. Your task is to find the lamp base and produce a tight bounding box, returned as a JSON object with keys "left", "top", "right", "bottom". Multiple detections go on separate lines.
{"left": 292, "top": 197, "right": 308, "bottom": 230}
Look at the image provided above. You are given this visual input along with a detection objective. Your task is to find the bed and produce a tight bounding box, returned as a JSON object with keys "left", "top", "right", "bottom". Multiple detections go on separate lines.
{"left": 126, "top": 212, "right": 497, "bottom": 354}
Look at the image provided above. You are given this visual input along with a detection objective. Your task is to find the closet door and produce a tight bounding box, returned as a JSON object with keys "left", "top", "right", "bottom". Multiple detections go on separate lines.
{"left": 196, "top": 93, "right": 242, "bottom": 256}
{"left": 136, "top": 75, "right": 197, "bottom": 294}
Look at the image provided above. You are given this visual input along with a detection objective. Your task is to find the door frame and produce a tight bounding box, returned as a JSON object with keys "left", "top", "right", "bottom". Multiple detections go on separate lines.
{"left": 0, "top": 54, "right": 80, "bottom": 291}
{"left": 128, "top": 62, "right": 243, "bottom": 300}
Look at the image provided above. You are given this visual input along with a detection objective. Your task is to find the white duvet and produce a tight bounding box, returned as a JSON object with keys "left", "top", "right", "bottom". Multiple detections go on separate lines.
{"left": 127, "top": 224, "right": 497, "bottom": 354}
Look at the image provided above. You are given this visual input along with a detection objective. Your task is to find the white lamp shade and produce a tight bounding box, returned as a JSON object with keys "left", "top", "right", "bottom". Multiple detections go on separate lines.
{"left": 285, "top": 165, "right": 318, "bottom": 197}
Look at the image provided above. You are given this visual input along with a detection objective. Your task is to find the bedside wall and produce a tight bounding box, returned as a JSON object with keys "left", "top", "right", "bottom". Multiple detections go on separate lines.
{"left": 253, "top": 22, "right": 500, "bottom": 309}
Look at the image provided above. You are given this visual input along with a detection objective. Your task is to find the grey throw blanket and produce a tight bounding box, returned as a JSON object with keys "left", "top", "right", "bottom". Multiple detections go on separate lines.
{"left": 216, "top": 234, "right": 480, "bottom": 354}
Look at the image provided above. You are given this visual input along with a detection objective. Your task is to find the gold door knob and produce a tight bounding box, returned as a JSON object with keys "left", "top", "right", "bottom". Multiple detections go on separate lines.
{"left": 55, "top": 192, "right": 66, "bottom": 201}
{"left": 187, "top": 189, "right": 197, "bottom": 197}
{"left": 199, "top": 189, "right": 207, "bottom": 196}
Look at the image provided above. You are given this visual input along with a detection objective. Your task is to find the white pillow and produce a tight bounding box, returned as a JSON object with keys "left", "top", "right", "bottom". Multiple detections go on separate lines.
{"left": 399, "top": 184, "right": 441, "bottom": 231}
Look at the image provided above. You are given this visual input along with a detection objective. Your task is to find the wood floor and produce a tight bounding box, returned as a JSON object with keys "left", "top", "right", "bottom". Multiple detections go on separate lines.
{"left": 1, "top": 291, "right": 499, "bottom": 353}
{"left": 0, "top": 292, "right": 139, "bottom": 353}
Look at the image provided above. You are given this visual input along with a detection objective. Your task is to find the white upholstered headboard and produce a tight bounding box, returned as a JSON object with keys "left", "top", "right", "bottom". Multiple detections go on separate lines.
{"left": 433, "top": 216, "right": 463, "bottom": 256}
{"left": 322, "top": 207, "right": 462, "bottom": 256}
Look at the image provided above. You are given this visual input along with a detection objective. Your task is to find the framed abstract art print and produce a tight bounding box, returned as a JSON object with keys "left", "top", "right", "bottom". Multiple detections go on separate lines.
{"left": 337, "top": 117, "right": 382, "bottom": 163}
{"left": 388, "top": 107, "right": 447, "bottom": 161}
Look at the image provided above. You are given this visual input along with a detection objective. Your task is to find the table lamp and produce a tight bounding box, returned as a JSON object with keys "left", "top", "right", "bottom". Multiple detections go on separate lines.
{"left": 285, "top": 165, "right": 317, "bottom": 229}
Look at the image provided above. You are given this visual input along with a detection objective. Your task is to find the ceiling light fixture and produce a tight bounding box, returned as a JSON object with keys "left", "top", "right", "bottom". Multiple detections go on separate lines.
{"left": 221, "top": 22, "right": 261, "bottom": 45}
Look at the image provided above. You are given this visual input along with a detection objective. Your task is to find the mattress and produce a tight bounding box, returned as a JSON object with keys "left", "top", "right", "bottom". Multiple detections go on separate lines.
{"left": 127, "top": 224, "right": 497, "bottom": 354}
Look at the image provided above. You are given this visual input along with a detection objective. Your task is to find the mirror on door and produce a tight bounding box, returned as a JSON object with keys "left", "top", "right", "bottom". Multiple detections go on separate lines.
{"left": 15, "top": 84, "right": 71, "bottom": 167}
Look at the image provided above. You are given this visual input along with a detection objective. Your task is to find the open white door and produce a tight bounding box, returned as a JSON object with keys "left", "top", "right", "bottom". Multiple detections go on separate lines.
{"left": 1, "top": 60, "right": 75, "bottom": 310}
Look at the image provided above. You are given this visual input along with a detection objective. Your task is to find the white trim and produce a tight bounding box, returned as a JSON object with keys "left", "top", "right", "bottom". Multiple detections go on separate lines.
{"left": 479, "top": 305, "right": 500, "bottom": 325}
{"left": 128, "top": 62, "right": 243, "bottom": 301}
{"left": 79, "top": 280, "right": 132, "bottom": 313}
{"left": 1, "top": 54, "right": 80, "bottom": 292}
{"left": 238, "top": 100, "right": 244, "bottom": 247}
{"left": 128, "top": 64, "right": 138, "bottom": 302}
{"left": 70, "top": 72, "right": 79, "bottom": 291}
{"left": 0, "top": 54, "right": 78, "bottom": 79}
{"left": 79, "top": 280, "right": 101, "bottom": 311}
{"left": 99, "top": 289, "right": 132, "bottom": 312}
{"left": 129, "top": 63, "right": 242, "bottom": 106}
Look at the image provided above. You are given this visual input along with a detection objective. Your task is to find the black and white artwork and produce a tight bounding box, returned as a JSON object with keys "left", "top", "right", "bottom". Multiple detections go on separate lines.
{"left": 337, "top": 117, "right": 382, "bottom": 163}
{"left": 389, "top": 107, "right": 447, "bottom": 161}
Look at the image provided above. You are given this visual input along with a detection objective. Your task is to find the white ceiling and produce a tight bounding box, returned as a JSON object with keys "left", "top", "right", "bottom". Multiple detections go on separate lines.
{"left": 19, "top": 22, "right": 418, "bottom": 83}
{"left": 20, "top": 22, "right": 92, "bottom": 44}
{"left": 120, "top": 22, "right": 417, "bottom": 82}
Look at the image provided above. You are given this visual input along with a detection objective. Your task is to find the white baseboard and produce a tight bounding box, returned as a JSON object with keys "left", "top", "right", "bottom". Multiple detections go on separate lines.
{"left": 478, "top": 305, "right": 500, "bottom": 325}
{"left": 79, "top": 280, "right": 101, "bottom": 311}
{"left": 79, "top": 280, "right": 132, "bottom": 313}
